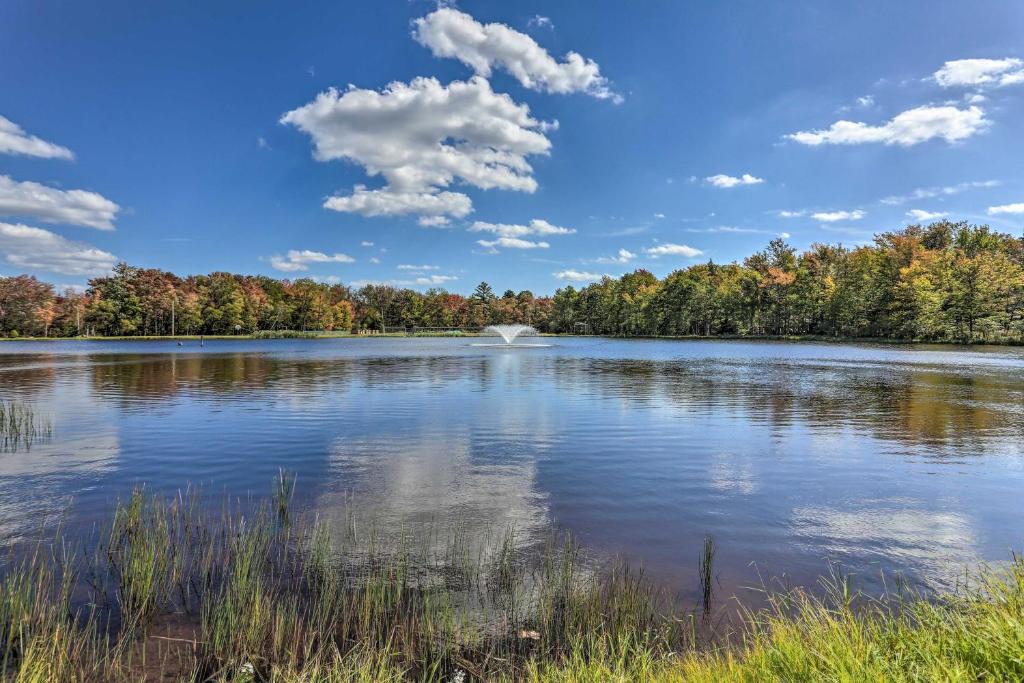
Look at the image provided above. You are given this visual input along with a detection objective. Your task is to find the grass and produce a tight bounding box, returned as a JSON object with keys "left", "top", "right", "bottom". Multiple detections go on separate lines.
{"left": 0, "top": 400, "right": 52, "bottom": 452}
{"left": 0, "top": 481, "right": 1022, "bottom": 682}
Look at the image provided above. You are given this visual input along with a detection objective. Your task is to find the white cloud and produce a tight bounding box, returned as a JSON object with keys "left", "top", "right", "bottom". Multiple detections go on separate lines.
{"left": 856, "top": 95, "right": 875, "bottom": 107}
{"left": 0, "top": 116, "right": 74, "bottom": 160}
{"left": 413, "top": 8, "right": 619, "bottom": 101}
{"left": 595, "top": 248, "right": 635, "bottom": 264}
{"left": 312, "top": 275, "right": 342, "bottom": 285}
{"left": 415, "top": 274, "right": 457, "bottom": 285}
{"left": 477, "top": 236, "right": 549, "bottom": 252}
{"left": 469, "top": 218, "right": 574, "bottom": 238}
{"left": 369, "top": 257, "right": 381, "bottom": 264}
{"left": 654, "top": 212, "right": 665, "bottom": 219}
{"left": 416, "top": 215, "right": 453, "bottom": 227}
{"left": 554, "top": 269, "right": 603, "bottom": 282}
{"left": 322, "top": 185, "right": 473, "bottom": 223}
{"left": 705, "top": 173, "right": 764, "bottom": 188}
{"left": 880, "top": 180, "right": 999, "bottom": 205}
{"left": 988, "top": 203, "right": 1024, "bottom": 215}
{"left": 812, "top": 210, "right": 865, "bottom": 223}
{"left": 788, "top": 105, "right": 987, "bottom": 146}
{"left": 1003, "top": 71, "right": 1024, "bottom": 87}
{"left": 0, "top": 175, "right": 119, "bottom": 230}
{"left": 933, "top": 58, "right": 1024, "bottom": 88}
{"left": 778, "top": 210, "right": 805, "bottom": 218}
{"left": 644, "top": 243, "right": 703, "bottom": 258}
{"left": 527, "top": 15, "right": 553, "bottom": 30}
{"left": 779, "top": 232, "right": 791, "bottom": 239}
{"left": 397, "top": 264, "right": 439, "bottom": 271}
{"left": 282, "top": 77, "right": 552, "bottom": 223}
{"left": 360, "top": 241, "right": 374, "bottom": 247}
{"left": 906, "top": 209, "right": 948, "bottom": 221}
{"left": 257, "top": 136, "right": 270, "bottom": 149}
{"left": 270, "top": 249, "right": 355, "bottom": 272}
{"left": 0, "top": 222, "right": 117, "bottom": 276}
{"left": 351, "top": 274, "right": 457, "bottom": 287}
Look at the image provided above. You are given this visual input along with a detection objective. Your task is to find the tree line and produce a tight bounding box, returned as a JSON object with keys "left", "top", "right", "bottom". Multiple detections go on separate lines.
{"left": 1, "top": 220, "right": 1022, "bottom": 343}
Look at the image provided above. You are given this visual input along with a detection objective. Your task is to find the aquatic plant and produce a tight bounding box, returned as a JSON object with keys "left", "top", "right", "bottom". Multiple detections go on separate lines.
{"left": 0, "top": 485, "right": 1021, "bottom": 681}
{"left": 0, "top": 400, "right": 52, "bottom": 452}
{"left": 699, "top": 535, "right": 716, "bottom": 621}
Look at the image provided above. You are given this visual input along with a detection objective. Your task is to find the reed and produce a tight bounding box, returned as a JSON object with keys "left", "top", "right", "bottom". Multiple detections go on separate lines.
{"left": 0, "top": 485, "right": 1022, "bottom": 682}
{"left": 0, "top": 400, "right": 52, "bottom": 452}
{"left": 698, "top": 535, "right": 715, "bottom": 621}
{"left": 272, "top": 469, "right": 296, "bottom": 523}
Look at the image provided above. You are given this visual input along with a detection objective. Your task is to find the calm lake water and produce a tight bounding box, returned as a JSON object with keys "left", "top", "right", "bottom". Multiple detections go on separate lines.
{"left": 2, "top": 337, "right": 1023, "bottom": 604}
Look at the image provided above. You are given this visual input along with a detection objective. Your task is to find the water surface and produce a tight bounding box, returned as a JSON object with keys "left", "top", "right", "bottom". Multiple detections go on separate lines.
{"left": 2, "top": 337, "right": 1023, "bottom": 605}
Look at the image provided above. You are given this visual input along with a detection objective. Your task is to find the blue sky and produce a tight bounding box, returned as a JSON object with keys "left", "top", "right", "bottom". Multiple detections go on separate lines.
{"left": 2, "top": 1, "right": 1023, "bottom": 292}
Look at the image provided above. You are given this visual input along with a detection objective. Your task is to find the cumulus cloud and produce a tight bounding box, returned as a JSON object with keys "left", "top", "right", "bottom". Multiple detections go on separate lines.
{"left": 282, "top": 77, "right": 553, "bottom": 223}
{"left": 705, "top": 173, "right": 764, "bottom": 188}
{"left": 594, "top": 248, "right": 635, "bottom": 264}
{"left": 787, "top": 105, "right": 987, "bottom": 146}
{"left": 906, "top": 209, "right": 948, "bottom": 221}
{"left": 644, "top": 243, "right": 703, "bottom": 258}
{"left": 469, "top": 218, "right": 574, "bottom": 237}
{"left": 360, "top": 241, "right": 374, "bottom": 247}
{"left": 0, "top": 222, "right": 117, "bottom": 276}
{"left": 477, "top": 236, "right": 549, "bottom": 252}
{"left": 880, "top": 180, "right": 999, "bottom": 205}
{"left": 0, "top": 175, "right": 119, "bottom": 230}
{"left": 988, "top": 203, "right": 1024, "bottom": 215}
{"left": 933, "top": 58, "right": 1024, "bottom": 88}
{"left": 321, "top": 186, "right": 473, "bottom": 224}
{"left": 0, "top": 116, "right": 74, "bottom": 160}
{"left": 413, "top": 8, "right": 619, "bottom": 101}
{"left": 554, "top": 269, "right": 603, "bottom": 282}
{"left": 812, "top": 210, "right": 865, "bottom": 223}
{"left": 270, "top": 249, "right": 354, "bottom": 272}
{"left": 778, "top": 210, "right": 805, "bottom": 218}
{"left": 397, "top": 264, "right": 439, "bottom": 271}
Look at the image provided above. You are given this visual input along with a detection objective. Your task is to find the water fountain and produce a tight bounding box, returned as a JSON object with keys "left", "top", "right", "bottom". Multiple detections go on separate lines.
{"left": 484, "top": 324, "right": 536, "bottom": 344}
{"left": 474, "top": 324, "right": 550, "bottom": 347}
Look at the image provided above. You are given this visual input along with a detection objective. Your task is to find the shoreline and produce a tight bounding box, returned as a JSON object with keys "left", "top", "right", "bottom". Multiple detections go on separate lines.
{"left": 1, "top": 332, "right": 1021, "bottom": 346}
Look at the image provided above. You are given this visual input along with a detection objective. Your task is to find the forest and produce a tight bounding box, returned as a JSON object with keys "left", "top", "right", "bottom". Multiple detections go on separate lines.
{"left": 1, "top": 220, "right": 1022, "bottom": 343}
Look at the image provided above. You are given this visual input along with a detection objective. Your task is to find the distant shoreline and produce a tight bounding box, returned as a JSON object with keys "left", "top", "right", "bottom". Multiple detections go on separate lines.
{"left": 1, "top": 332, "right": 1020, "bottom": 346}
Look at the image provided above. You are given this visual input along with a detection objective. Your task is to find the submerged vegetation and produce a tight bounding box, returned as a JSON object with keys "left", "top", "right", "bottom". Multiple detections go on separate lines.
{"left": 0, "top": 399, "right": 51, "bottom": 452}
{"left": 2, "top": 219, "right": 1023, "bottom": 343}
{"left": 0, "top": 481, "right": 1022, "bottom": 681}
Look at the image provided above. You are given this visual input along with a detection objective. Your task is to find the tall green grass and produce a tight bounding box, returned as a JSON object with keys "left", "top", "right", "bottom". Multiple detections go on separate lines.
{"left": 0, "top": 481, "right": 1021, "bottom": 681}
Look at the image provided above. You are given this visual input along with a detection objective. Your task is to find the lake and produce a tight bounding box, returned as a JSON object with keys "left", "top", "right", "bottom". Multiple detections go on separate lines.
{"left": 2, "top": 337, "right": 1023, "bottom": 607}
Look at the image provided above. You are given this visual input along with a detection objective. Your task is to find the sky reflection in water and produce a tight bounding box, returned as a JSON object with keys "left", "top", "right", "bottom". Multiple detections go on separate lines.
{"left": 1, "top": 337, "right": 1023, "bottom": 604}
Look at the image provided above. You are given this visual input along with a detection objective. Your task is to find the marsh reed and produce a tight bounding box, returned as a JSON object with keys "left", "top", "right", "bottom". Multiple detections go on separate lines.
{"left": 0, "top": 400, "right": 52, "bottom": 452}
{"left": 1, "top": 478, "right": 1022, "bottom": 681}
